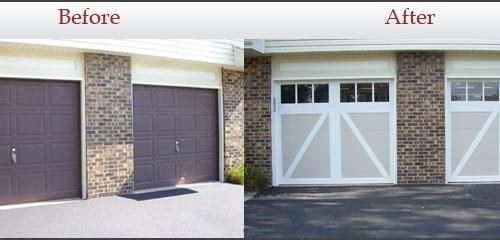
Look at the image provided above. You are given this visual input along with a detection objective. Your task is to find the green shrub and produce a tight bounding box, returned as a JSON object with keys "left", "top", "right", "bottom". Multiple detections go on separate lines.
{"left": 244, "top": 165, "right": 268, "bottom": 192}
{"left": 225, "top": 162, "right": 244, "bottom": 185}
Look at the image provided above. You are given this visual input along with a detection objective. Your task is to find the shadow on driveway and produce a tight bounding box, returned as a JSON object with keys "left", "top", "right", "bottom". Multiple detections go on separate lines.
{"left": 121, "top": 188, "right": 198, "bottom": 201}
{"left": 245, "top": 184, "right": 500, "bottom": 238}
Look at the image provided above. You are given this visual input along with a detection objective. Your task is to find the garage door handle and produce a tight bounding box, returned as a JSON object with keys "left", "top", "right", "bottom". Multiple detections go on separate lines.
{"left": 11, "top": 147, "right": 17, "bottom": 165}
{"left": 175, "top": 140, "right": 180, "bottom": 153}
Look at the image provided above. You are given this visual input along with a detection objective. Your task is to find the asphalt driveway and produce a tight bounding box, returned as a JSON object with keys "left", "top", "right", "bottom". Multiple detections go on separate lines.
{"left": 0, "top": 182, "right": 243, "bottom": 238}
{"left": 245, "top": 184, "right": 500, "bottom": 238}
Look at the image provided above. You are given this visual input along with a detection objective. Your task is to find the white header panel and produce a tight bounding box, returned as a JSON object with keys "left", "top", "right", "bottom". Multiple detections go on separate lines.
{"left": 0, "top": 46, "right": 83, "bottom": 81}
{"left": 447, "top": 53, "right": 500, "bottom": 78}
{"left": 272, "top": 53, "right": 396, "bottom": 80}
{"left": 132, "top": 57, "right": 222, "bottom": 89}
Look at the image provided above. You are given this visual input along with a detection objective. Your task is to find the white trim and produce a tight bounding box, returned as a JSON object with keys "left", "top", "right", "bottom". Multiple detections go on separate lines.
{"left": 341, "top": 113, "right": 390, "bottom": 179}
{"left": 273, "top": 76, "right": 397, "bottom": 81}
{"left": 80, "top": 79, "right": 87, "bottom": 199}
{"left": 218, "top": 88, "right": 224, "bottom": 182}
{"left": 283, "top": 113, "right": 328, "bottom": 179}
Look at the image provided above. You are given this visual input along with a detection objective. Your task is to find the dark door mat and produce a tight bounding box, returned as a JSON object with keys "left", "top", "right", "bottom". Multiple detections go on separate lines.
{"left": 121, "top": 188, "right": 198, "bottom": 201}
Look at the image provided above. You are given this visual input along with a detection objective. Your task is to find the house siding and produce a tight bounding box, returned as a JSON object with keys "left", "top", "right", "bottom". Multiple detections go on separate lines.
{"left": 396, "top": 52, "right": 446, "bottom": 184}
{"left": 222, "top": 69, "right": 245, "bottom": 169}
{"left": 244, "top": 56, "right": 273, "bottom": 184}
{"left": 84, "top": 53, "right": 135, "bottom": 198}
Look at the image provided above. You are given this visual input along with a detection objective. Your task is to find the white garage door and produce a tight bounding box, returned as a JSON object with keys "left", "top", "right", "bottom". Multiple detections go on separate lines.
{"left": 447, "top": 79, "right": 500, "bottom": 182}
{"left": 275, "top": 80, "right": 396, "bottom": 185}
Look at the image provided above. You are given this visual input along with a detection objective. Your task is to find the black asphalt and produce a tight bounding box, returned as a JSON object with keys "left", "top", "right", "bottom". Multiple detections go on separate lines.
{"left": 244, "top": 184, "right": 500, "bottom": 238}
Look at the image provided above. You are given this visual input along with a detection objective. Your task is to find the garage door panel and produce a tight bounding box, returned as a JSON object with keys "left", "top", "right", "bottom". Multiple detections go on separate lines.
{"left": 0, "top": 114, "right": 10, "bottom": 136}
{"left": 133, "top": 85, "right": 218, "bottom": 190}
{"left": 50, "top": 142, "right": 78, "bottom": 164}
{"left": 49, "top": 114, "right": 77, "bottom": 135}
{"left": 16, "top": 85, "right": 43, "bottom": 106}
{"left": 0, "top": 175, "right": 12, "bottom": 197}
{"left": 133, "top": 88, "right": 153, "bottom": 108}
{"left": 156, "top": 114, "right": 175, "bottom": 132}
{"left": 156, "top": 162, "right": 176, "bottom": 181}
{"left": 17, "top": 143, "right": 45, "bottom": 166}
{"left": 16, "top": 114, "right": 45, "bottom": 136}
{"left": 341, "top": 118, "right": 382, "bottom": 178}
{"left": 157, "top": 139, "right": 175, "bottom": 156}
{"left": 0, "top": 84, "right": 9, "bottom": 105}
{"left": 155, "top": 90, "right": 175, "bottom": 109}
{"left": 18, "top": 172, "right": 46, "bottom": 196}
{"left": 178, "top": 138, "right": 196, "bottom": 154}
{"left": 349, "top": 113, "right": 391, "bottom": 174}
{"left": 134, "top": 114, "right": 154, "bottom": 133}
{"left": 177, "top": 160, "right": 198, "bottom": 178}
{"left": 177, "top": 91, "right": 196, "bottom": 110}
{"left": 199, "top": 136, "right": 216, "bottom": 153}
{"left": 198, "top": 115, "right": 216, "bottom": 131}
{"left": 197, "top": 93, "right": 216, "bottom": 111}
{"left": 134, "top": 164, "right": 155, "bottom": 183}
{"left": 134, "top": 139, "right": 154, "bottom": 158}
{"left": 281, "top": 114, "right": 321, "bottom": 175}
{"left": 199, "top": 159, "right": 217, "bottom": 176}
{"left": 458, "top": 116, "right": 499, "bottom": 176}
{"left": 177, "top": 115, "right": 196, "bottom": 131}
{"left": 0, "top": 145, "right": 11, "bottom": 167}
{"left": 290, "top": 119, "right": 330, "bottom": 179}
{"left": 50, "top": 170, "right": 79, "bottom": 192}
{"left": 48, "top": 85, "right": 77, "bottom": 107}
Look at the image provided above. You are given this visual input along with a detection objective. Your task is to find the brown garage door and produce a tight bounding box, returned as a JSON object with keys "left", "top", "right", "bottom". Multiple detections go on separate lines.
{"left": 133, "top": 85, "right": 219, "bottom": 190}
{"left": 0, "top": 79, "right": 81, "bottom": 205}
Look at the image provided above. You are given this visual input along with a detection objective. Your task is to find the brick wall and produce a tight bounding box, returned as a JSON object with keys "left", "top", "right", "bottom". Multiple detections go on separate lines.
{"left": 222, "top": 69, "right": 245, "bottom": 169}
{"left": 84, "top": 53, "right": 134, "bottom": 197}
{"left": 396, "top": 52, "right": 446, "bottom": 184}
{"left": 244, "top": 57, "right": 273, "bottom": 183}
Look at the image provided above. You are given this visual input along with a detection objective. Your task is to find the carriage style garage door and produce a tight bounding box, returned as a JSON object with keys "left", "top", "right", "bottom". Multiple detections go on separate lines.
{"left": 0, "top": 79, "right": 81, "bottom": 205}
{"left": 276, "top": 80, "right": 396, "bottom": 185}
{"left": 448, "top": 79, "right": 500, "bottom": 182}
{"left": 133, "top": 85, "right": 219, "bottom": 190}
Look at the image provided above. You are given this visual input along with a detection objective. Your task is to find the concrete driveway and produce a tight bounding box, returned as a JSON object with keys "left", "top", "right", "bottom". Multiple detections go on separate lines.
{"left": 245, "top": 184, "right": 500, "bottom": 238}
{"left": 0, "top": 182, "right": 243, "bottom": 238}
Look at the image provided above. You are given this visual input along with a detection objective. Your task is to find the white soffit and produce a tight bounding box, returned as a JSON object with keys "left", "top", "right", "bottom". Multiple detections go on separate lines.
{"left": 447, "top": 53, "right": 500, "bottom": 78}
{"left": 132, "top": 57, "right": 222, "bottom": 89}
{"left": 272, "top": 53, "right": 396, "bottom": 80}
{"left": 0, "top": 45, "right": 83, "bottom": 80}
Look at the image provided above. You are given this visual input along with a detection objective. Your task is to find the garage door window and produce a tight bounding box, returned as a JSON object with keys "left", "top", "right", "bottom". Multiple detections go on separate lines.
{"left": 451, "top": 80, "right": 500, "bottom": 102}
{"left": 281, "top": 83, "right": 329, "bottom": 104}
{"left": 340, "top": 82, "right": 390, "bottom": 103}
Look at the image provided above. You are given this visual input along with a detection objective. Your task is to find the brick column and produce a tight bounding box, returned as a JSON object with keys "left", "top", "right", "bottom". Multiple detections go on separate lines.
{"left": 244, "top": 56, "right": 272, "bottom": 183}
{"left": 84, "top": 53, "right": 134, "bottom": 197}
{"left": 222, "top": 69, "right": 245, "bottom": 169}
{"left": 397, "top": 52, "right": 446, "bottom": 184}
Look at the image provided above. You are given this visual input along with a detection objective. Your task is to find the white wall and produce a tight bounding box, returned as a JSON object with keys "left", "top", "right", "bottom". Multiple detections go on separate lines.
{"left": 132, "top": 56, "right": 222, "bottom": 89}
{"left": 0, "top": 45, "right": 83, "bottom": 80}
{"left": 446, "top": 53, "right": 500, "bottom": 77}
{"left": 272, "top": 53, "right": 396, "bottom": 80}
